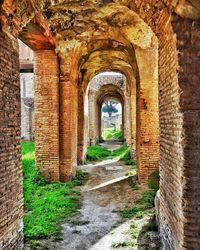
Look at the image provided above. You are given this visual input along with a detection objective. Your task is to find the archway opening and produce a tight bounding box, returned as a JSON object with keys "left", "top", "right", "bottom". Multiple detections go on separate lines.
{"left": 101, "top": 98, "right": 123, "bottom": 142}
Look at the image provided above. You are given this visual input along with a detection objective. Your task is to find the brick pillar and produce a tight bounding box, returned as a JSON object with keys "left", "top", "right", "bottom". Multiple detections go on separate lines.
{"left": 135, "top": 44, "right": 160, "bottom": 183}
{"left": 88, "top": 90, "right": 96, "bottom": 145}
{"left": 0, "top": 31, "right": 23, "bottom": 249}
{"left": 59, "top": 51, "right": 78, "bottom": 181}
{"left": 130, "top": 78, "right": 136, "bottom": 150}
{"left": 172, "top": 15, "right": 200, "bottom": 249}
{"left": 34, "top": 50, "right": 60, "bottom": 181}
{"left": 77, "top": 86, "right": 84, "bottom": 164}
{"left": 124, "top": 94, "right": 132, "bottom": 145}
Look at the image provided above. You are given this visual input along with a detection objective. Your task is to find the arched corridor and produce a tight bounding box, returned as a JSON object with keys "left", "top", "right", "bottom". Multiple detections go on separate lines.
{"left": 0, "top": 1, "right": 200, "bottom": 249}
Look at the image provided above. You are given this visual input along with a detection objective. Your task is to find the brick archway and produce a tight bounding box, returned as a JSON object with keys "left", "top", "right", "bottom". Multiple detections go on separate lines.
{"left": 92, "top": 84, "right": 126, "bottom": 145}
{"left": 1, "top": 1, "right": 200, "bottom": 249}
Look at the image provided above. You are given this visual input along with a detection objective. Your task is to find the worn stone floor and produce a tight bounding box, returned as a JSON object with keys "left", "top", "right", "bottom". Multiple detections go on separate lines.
{"left": 30, "top": 143, "right": 159, "bottom": 250}
{"left": 47, "top": 159, "right": 135, "bottom": 250}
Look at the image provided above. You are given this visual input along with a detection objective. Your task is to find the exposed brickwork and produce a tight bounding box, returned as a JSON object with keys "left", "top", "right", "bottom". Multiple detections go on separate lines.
{"left": 130, "top": 78, "right": 136, "bottom": 150}
{"left": 59, "top": 50, "right": 79, "bottom": 181}
{"left": 0, "top": 30, "right": 23, "bottom": 250}
{"left": 1, "top": 1, "right": 200, "bottom": 249}
{"left": 88, "top": 90, "right": 97, "bottom": 145}
{"left": 157, "top": 13, "right": 184, "bottom": 250}
{"left": 135, "top": 44, "right": 160, "bottom": 183}
{"left": 77, "top": 87, "right": 84, "bottom": 164}
{"left": 34, "top": 50, "right": 60, "bottom": 181}
{"left": 172, "top": 16, "right": 200, "bottom": 249}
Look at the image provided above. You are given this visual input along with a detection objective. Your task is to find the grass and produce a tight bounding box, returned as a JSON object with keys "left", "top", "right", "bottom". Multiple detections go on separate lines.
{"left": 22, "top": 142, "right": 85, "bottom": 241}
{"left": 86, "top": 145, "right": 111, "bottom": 161}
{"left": 119, "top": 206, "right": 145, "bottom": 219}
{"left": 119, "top": 170, "right": 160, "bottom": 219}
{"left": 112, "top": 241, "right": 136, "bottom": 248}
{"left": 115, "top": 171, "right": 160, "bottom": 249}
{"left": 102, "top": 128, "right": 123, "bottom": 140}
{"left": 112, "top": 144, "right": 136, "bottom": 166}
{"left": 86, "top": 144, "right": 136, "bottom": 168}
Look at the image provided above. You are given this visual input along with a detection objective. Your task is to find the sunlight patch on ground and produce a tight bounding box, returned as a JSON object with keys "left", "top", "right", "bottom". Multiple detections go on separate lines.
{"left": 89, "top": 215, "right": 151, "bottom": 250}
{"left": 88, "top": 175, "right": 130, "bottom": 191}
{"left": 94, "top": 158, "right": 119, "bottom": 167}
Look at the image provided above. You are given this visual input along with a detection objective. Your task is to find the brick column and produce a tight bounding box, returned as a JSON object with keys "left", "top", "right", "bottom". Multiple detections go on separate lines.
{"left": 77, "top": 86, "right": 84, "bottom": 164}
{"left": 172, "top": 15, "right": 200, "bottom": 249}
{"left": 135, "top": 45, "right": 160, "bottom": 183}
{"left": 0, "top": 31, "right": 23, "bottom": 250}
{"left": 59, "top": 51, "right": 78, "bottom": 181}
{"left": 34, "top": 50, "right": 60, "bottom": 181}
{"left": 88, "top": 90, "right": 96, "bottom": 145}
{"left": 130, "top": 79, "right": 136, "bottom": 150}
{"left": 124, "top": 94, "right": 132, "bottom": 145}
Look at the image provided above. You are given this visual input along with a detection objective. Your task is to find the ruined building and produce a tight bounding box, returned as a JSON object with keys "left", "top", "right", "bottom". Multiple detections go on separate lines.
{"left": 0, "top": 0, "right": 200, "bottom": 249}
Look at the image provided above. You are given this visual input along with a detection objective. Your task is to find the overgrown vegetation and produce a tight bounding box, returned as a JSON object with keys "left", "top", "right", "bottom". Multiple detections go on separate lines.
{"left": 112, "top": 144, "right": 136, "bottom": 166}
{"left": 22, "top": 142, "right": 86, "bottom": 241}
{"left": 86, "top": 143, "right": 136, "bottom": 167}
{"left": 112, "top": 241, "right": 136, "bottom": 248}
{"left": 86, "top": 145, "right": 111, "bottom": 161}
{"left": 113, "top": 170, "right": 160, "bottom": 249}
{"left": 102, "top": 128, "right": 123, "bottom": 140}
{"left": 119, "top": 206, "right": 145, "bottom": 219}
{"left": 119, "top": 170, "right": 160, "bottom": 219}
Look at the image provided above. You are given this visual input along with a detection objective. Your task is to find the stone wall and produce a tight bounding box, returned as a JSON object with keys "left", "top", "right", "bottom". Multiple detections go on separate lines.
{"left": 0, "top": 30, "right": 24, "bottom": 250}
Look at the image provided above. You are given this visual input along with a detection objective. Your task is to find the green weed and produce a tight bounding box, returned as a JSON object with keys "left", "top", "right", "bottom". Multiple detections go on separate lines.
{"left": 86, "top": 145, "right": 111, "bottom": 161}
{"left": 148, "top": 170, "right": 160, "bottom": 192}
{"left": 102, "top": 128, "right": 123, "bottom": 140}
{"left": 112, "top": 241, "right": 136, "bottom": 248}
{"left": 22, "top": 142, "right": 83, "bottom": 240}
{"left": 119, "top": 206, "right": 145, "bottom": 219}
{"left": 141, "top": 214, "right": 158, "bottom": 232}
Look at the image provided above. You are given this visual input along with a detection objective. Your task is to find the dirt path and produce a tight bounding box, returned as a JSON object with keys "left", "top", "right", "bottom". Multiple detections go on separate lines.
{"left": 40, "top": 157, "right": 137, "bottom": 250}
{"left": 36, "top": 143, "right": 159, "bottom": 250}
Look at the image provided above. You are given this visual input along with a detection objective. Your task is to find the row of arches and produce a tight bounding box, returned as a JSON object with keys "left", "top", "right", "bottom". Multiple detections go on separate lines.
{"left": 1, "top": 0, "right": 200, "bottom": 249}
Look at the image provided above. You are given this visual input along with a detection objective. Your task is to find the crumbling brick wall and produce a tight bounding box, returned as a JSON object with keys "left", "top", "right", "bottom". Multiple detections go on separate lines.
{"left": 172, "top": 15, "right": 200, "bottom": 249}
{"left": 1, "top": 1, "right": 200, "bottom": 249}
{"left": 0, "top": 30, "right": 24, "bottom": 250}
